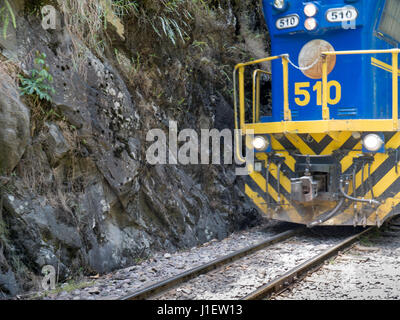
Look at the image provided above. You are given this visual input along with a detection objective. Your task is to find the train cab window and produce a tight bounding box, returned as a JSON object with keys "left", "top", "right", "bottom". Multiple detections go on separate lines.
{"left": 378, "top": 0, "right": 400, "bottom": 43}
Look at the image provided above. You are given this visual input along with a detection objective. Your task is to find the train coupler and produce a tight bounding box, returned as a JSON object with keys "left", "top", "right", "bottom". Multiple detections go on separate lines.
{"left": 291, "top": 170, "right": 319, "bottom": 202}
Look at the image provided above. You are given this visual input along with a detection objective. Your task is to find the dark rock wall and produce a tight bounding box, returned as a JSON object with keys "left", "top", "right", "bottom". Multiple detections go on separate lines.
{"left": 0, "top": 0, "right": 269, "bottom": 296}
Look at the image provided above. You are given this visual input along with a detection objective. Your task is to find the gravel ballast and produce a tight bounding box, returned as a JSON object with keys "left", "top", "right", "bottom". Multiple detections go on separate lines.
{"left": 276, "top": 229, "right": 400, "bottom": 300}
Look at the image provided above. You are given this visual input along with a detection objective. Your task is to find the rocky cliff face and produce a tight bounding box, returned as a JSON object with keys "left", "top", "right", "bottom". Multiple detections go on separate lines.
{"left": 0, "top": 0, "right": 269, "bottom": 297}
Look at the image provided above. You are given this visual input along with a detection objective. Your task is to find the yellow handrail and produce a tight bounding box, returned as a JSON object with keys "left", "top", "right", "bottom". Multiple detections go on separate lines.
{"left": 322, "top": 49, "right": 400, "bottom": 55}
{"left": 393, "top": 51, "right": 399, "bottom": 130}
{"left": 233, "top": 55, "right": 281, "bottom": 163}
{"left": 321, "top": 55, "right": 329, "bottom": 120}
{"left": 234, "top": 55, "right": 284, "bottom": 132}
{"left": 321, "top": 48, "right": 400, "bottom": 126}
{"left": 282, "top": 55, "right": 291, "bottom": 121}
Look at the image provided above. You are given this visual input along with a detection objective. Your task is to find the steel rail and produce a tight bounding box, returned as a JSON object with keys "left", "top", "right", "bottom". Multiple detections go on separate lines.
{"left": 120, "top": 228, "right": 302, "bottom": 300}
{"left": 242, "top": 226, "right": 374, "bottom": 300}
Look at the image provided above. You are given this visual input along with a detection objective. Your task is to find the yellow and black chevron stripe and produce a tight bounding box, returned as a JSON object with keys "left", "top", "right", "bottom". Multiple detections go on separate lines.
{"left": 245, "top": 131, "right": 400, "bottom": 226}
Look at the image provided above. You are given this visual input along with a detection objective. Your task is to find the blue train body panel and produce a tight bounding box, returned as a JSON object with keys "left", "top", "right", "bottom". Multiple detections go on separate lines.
{"left": 261, "top": 0, "right": 400, "bottom": 123}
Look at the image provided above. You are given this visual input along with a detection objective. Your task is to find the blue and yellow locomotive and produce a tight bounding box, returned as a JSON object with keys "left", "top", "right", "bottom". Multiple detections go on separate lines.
{"left": 234, "top": 0, "right": 400, "bottom": 226}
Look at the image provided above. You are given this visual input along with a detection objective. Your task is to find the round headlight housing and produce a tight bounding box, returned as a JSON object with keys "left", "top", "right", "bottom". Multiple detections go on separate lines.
{"left": 304, "top": 18, "right": 317, "bottom": 31}
{"left": 253, "top": 136, "right": 269, "bottom": 151}
{"left": 273, "top": 0, "right": 285, "bottom": 10}
{"left": 304, "top": 3, "right": 318, "bottom": 17}
{"left": 363, "top": 134, "right": 384, "bottom": 152}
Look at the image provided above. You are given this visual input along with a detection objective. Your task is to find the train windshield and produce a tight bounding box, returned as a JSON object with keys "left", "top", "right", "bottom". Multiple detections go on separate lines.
{"left": 379, "top": 0, "right": 400, "bottom": 43}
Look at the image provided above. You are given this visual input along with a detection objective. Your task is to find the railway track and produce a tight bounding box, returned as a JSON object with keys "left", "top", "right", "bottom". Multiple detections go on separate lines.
{"left": 242, "top": 227, "right": 374, "bottom": 300}
{"left": 121, "top": 225, "right": 376, "bottom": 300}
{"left": 121, "top": 227, "right": 301, "bottom": 300}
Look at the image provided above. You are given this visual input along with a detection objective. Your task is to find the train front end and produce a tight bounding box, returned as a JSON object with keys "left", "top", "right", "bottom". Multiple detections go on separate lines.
{"left": 235, "top": 0, "right": 400, "bottom": 226}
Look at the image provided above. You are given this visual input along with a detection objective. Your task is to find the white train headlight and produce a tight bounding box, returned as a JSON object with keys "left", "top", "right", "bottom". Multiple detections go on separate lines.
{"left": 253, "top": 136, "right": 269, "bottom": 151}
{"left": 304, "top": 3, "right": 318, "bottom": 17}
{"left": 273, "top": 0, "right": 285, "bottom": 10}
{"left": 304, "top": 18, "right": 317, "bottom": 30}
{"left": 363, "top": 134, "right": 384, "bottom": 152}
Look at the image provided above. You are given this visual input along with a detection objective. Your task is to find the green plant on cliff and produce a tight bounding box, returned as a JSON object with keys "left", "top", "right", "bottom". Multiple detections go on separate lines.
{"left": 134, "top": 0, "right": 194, "bottom": 46}
{"left": 0, "top": 0, "right": 16, "bottom": 39}
{"left": 18, "top": 51, "right": 55, "bottom": 102}
{"left": 111, "top": 0, "right": 138, "bottom": 18}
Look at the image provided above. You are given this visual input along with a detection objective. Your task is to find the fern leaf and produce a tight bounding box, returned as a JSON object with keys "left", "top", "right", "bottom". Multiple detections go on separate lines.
{"left": 160, "top": 17, "right": 167, "bottom": 36}
{"left": 4, "top": 0, "right": 16, "bottom": 28}
{"left": 3, "top": 13, "right": 9, "bottom": 39}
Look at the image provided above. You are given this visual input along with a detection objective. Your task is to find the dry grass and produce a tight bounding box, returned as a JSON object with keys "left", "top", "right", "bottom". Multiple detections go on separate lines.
{"left": 16, "top": 141, "right": 53, "bottom": 196}
{"left": 57, "top": 0, "right": 138, "bottom": 73}
{"left": 58, "top": 1, "right": 208, "bottom": 70}
{"left": 0, "top": 57, "right": 20, "bottom": 97}
{"left": 113, "top": 48, "right": 153, "bottom": 95}
{"left": 57, "top": 0, "right": 107, "bottom": 73}
{"left": 15, "top": 121, "right": 84, "bottom": 227}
